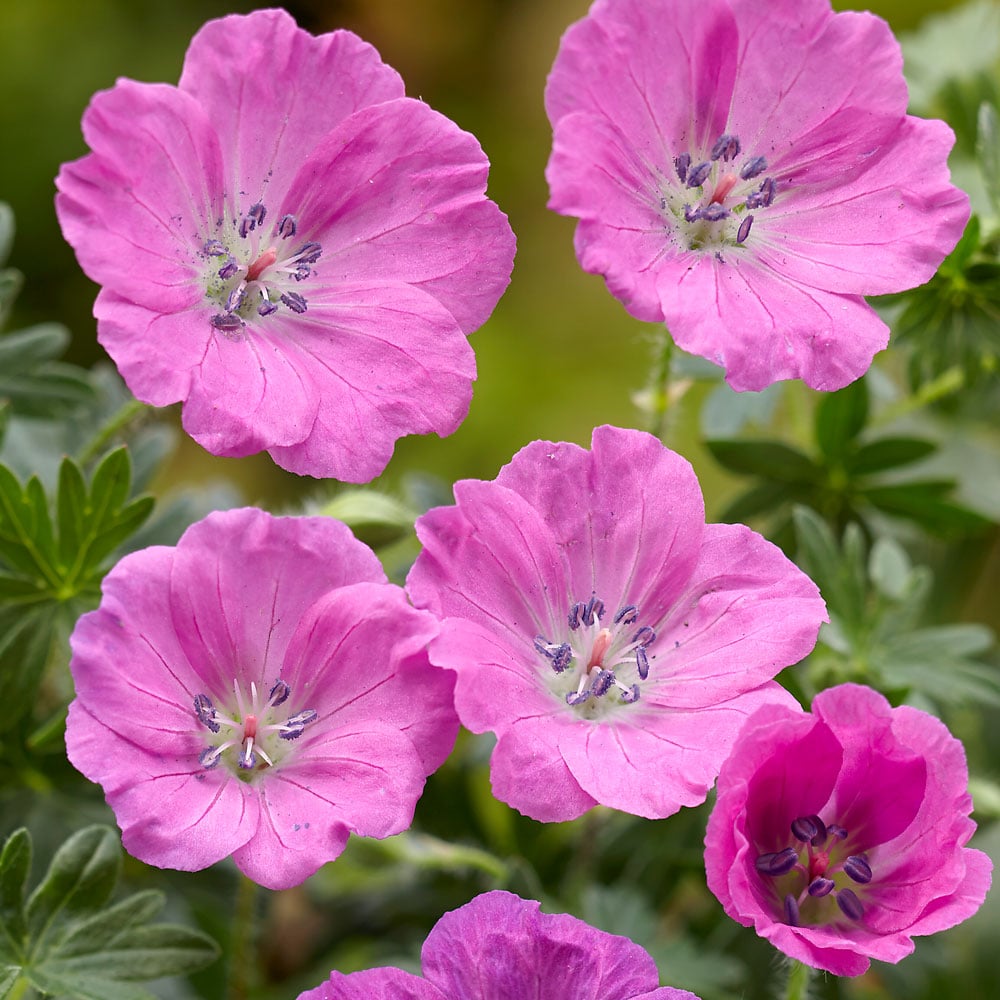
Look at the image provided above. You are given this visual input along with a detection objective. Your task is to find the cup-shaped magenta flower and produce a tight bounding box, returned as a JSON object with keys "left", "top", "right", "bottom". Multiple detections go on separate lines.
{"left": 65, "top": 507, "right": 459, "bottom": 890}
{"left": 405, "top": 425, "right": 826, "bottom": 822}
{"left": 705, "top": 683, "right": 992, "bottom": 976}
{"left": 299, "top": 890, "right": 701, "bottom": 999}
{"left": 56, "top": 10, "right": 515, "bottom": 482}
{"left": 545, "top": 0, "right": 969, "bottom": 391}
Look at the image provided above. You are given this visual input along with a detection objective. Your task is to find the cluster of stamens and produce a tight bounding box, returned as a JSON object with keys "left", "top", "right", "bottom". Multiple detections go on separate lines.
{"left": 194, "top": 679, "right": 317, "bottom": 774}
{"left": 202, "top": 202, "right": 323, "bottom": 335}
{"left": 664, "top": 132, "right": 779, "bottom": 252}
{"left": 535, "top": 595, "right": 655, "bottom": 710}
{"left": 755, "top": 814, "right": 872, "bottom": 926}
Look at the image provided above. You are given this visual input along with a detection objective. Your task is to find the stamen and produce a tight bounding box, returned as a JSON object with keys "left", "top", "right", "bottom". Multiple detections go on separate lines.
{"left": 591, "top": 669, "right": 614, "bottom": 697}
{"left": 791, "top": 815, "right": 826, "bottom": 844}
{"left": 631, "top": 626, "right": 655, "bottom": 647}
{"left": 568, "top": 602, "right": 584, "bottom": 630}
{"left": 581, "top": 595, "right": 604, "bottom": 626}
{"left": 613, "top": 605, "right": 638, "bottom": 625}
{"left": 259, "top": 301, "right": 279, "bottom": 317}
{"left": 808, "top": 877, "right": 836, "bottom": 897}
{"left": 674, "top": 153, "right": 691, "bottom": 184}
{"left": 210, "top": 313, "right": 245, "bottom": 335}
{"left": 225, "top": 284, "right": 246, "bottom": 313}
{"left": 280, "top": 292, "right": 308, "bottom": 314}
{"left": 755, "top": 847, "right": 799, "bottom": 876}
{"left": 698, "top": 204, "right": 729, "bottom": 221}
{"left": 618, "top": 683, "right": 640, "bottom": 703}
{"left": 836, "top": 888, "right": 864, "bottom": 921}
{"left": 686, "top": 161, "right": 712, "bottom": 188}
{"left": 280, "top": 710, "right": 318, "bottom": 740}
{"left": 740, "top": 156, "right": 767, "bottom": 180}
{"left": 736, "top": 214, "right": 754, "bottom": 244}
{"left": 843, "top": 855, "right": 873, "bottom": 884}
{"left": 711, "top": 133, "right": 741, "bottom": 162}
{"left": 635, "top": 646, "right": 650, "bottom": 680}
{"left": 746, "top": 178, "right": 777, "bottom": 209}
{"left": 238, "top": 741, "right": 257, "bottom": 769}
{"left": 194, "top": 694, "right": 220, "bottom": 733}
{"left": 566, "top": 687, "right": 592, "bottom": 706}
{"left": 827, "top": 825, "right": 848, "bottom": 841}
{"left": 277, "top": 214, "right": 298, "bottom": 238}
{"left": 784, "top": 894, "right": 801, "bottom": 927}
{"left": 199, "top": 746, "right": 223, "bottom": 769}
{"left": 269, "top": 681, "right": 291, "bottom": 706}
{"left": 203, "top": 239, "right": 227, "bottom": 256}
{"left": 294, "top": 242, "right": 323, "bottom": 265}
{"left": 218, "top": 256, "right": 240, "bottom": 280}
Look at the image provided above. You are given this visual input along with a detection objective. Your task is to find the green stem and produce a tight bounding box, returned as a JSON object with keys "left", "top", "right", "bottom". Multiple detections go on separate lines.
{"left": 782, "top": 959, "right": 813, "bottom": 1000}
{"left": 78, "top": 398, "right": 148, "bottom": 465}
{"left": 227, "top": 874, "right": 259, "bottom": 1000}
{"left": 645, "top": 325, "right": 675, "bottom": 441}
{"left": 5, "top": 975, "right": 30, "bottom": 1000}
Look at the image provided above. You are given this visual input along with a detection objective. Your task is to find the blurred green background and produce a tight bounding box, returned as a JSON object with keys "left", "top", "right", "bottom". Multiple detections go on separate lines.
{"left": 0, "top": 0, "right": 975, "bottom": 508}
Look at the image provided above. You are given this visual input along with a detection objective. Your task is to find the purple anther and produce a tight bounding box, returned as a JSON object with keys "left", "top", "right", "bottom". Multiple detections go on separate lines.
{"left": 277, "top": 214, "right": 298, "bottom": 238}
{"left": 280, "top": 292, "right": 308, "bottom": 314}
{"left": 698, "top": 204, "right": 730, "bottom": 222}
{"left": 613, "top": 604, "right": 639, "bottom": 625}
{"left": 225, "top": 286, "right": 246, "bottom": 313}
{"left": 827, "top": 825, "right": 848, "bottom": 841}
{"left": 566, "top": 688, "right": 592, "bottom": 706}
{"left": 619, "top": 684, "right": 640, "bottom": 704}
{"left": 674, "top": 153, "right": 691, "bottom": 183}
{"left": 218, "top": 257, "right": 240, "bottom": 281}
{"left": 568, "top": 602, "right": 584, "bottom": 630}
{"left": 636, "top": 646, "right": 650, "bottom": 680}
{"left": 552, "top": 644, "right": 573, "bottom": 673}
{"left": 711, "top": 133, "right": 741, "bottom": 162}
{"left": 203, "top": 239, "right": 227, "bottom": 256}
{"left": 247, "top": 203, "right": 266, "bottom": 228}
{"left": 194, "top": 694, "right": 220, "bottom": 733}
{"left": 632, "top": 625, "right": 655, "bottom": 647}
{"left": 746, "top": 177, "right": 777, "bottom": 209}
{"left": 238, "top": 745, "right": 257, "bottom": 769}
{"left": 280, "top": 709, "right": 318, "bottom": 740}
{"left": 238, "top": 217, "right": 252, "bottom": 239}
{"left": 293, "top": 265, "right": 311, "bottom": 282}
{"left": 534, "top": 636, "right": 554, "bottom": 657}
{"left": 791, "top": 815, "right": 825, "bottom": 843}
{"left": 198, "top": 747, "right": 221, "bottom": 769}
{"left": 836, "top": 888, "right": 864, "bottom": 921}
{"left": 740, "top": 156, "right": 767, "bottom": 180}
{"left": 269, "top": 680, "right": 291, "bottom": 706}
{"left": 736, "top": 214, "right": 754, "bottom": 244}
{"left": 258, "top": 301, "right": 279, "bottom": 317}
{"left": 843, "top": 855, "right": 873, "bottom": 884}
{"left": 210, "top": 312, "right": 245, "bottom": 335}
{"left": 686, "top": 161, "right": 712, "bottom": 188}
{"left": 295, "top": 242, "right": 323, "bottom": 265}
{"left": 755, "top": 847, "right": 799, "bottom": 876}
{"left": 581, "top": 595, "right": 604, "bottom": 626}
{"left": 683, "top": 204, "right": 703, "bottom": 223}
{"left": 808, "top": 877, "right": 836, "bottom": 898}
{"left": 783, "top": 894, "right": 801, "bottom": 927}
{"left": 591, "top": 669, "right": 614, "bottom": 697}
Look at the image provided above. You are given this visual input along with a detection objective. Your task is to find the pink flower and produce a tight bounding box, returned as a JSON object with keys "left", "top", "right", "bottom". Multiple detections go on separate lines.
{"left": 65, "top": 507, "right": 458, "bottom": 890}
{"left": 405, "top": 425, "right": 826, "bottom": 822}
{"left": 704, "top": 683, "right": 992, "bottom": 976}
{"left": 56, "top": 9, "right": 515, "bottom": 482}
{"left": 545, "top": 0, "right": 969, "bottom": 391}
{"left": 298, "top": 890, "right": 701, "bottom": 999}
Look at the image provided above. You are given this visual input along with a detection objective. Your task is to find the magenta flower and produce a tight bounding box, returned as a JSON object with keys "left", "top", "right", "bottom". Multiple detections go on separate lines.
{"left": 405, "top": 425, "right": 826, "bottom": 822}
{"left": 55, "top": 10, "right": 515, "bottom": 482}
{"left": 298, "top": 890, "right": 701, "bottom": 999}
{"left": 704, "top": 683, "right": 992, "bottom": 976}
{"left": 545, "top": 0, "right": 969, "bottom": 391}
{"left": 65, "top": 507, "right": 458, "bottom": 890}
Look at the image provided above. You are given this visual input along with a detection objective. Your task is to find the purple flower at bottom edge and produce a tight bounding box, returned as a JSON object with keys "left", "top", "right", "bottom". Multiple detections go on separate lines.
{"left": 65, "top": 507, "right": 459, "bottom": 890}
{"left": 55, "top": 9, "right": 515, "bottom": 482}
{"left": 705, "top": 683, "right": 993, "bottom": 976}
{"left": 405, "top": 425, "right": 827, "bottom": 822}
{"left": 297, "top": 890, "right": 701, "bottom": 999}
{"left": 545, "top": 0, "right": 969, "bottom": 392}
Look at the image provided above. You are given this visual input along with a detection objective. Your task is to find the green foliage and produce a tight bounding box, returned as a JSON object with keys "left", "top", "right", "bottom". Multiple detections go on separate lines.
{"left": 707, "top": 377, "right": 991, "bottom": 547}
{"left": 792, "top": 506, "right": 1000, "bottom": 712}
{"left": 0, "top": 826, "right": 218, "bottom": 1000}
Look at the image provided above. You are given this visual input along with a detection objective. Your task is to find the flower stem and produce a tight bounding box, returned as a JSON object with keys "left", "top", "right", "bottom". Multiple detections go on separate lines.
{"left": 227, "top": 873, "right": 259, "bottom": 1000}
{"left": 644, "top": 325, "right": 675, "bottom": 441}
{"left": 78, "top": 398, "right": 149, "bottom": 465}
{"left": 782, "top": 959, "right": 813, "bottom": 1000}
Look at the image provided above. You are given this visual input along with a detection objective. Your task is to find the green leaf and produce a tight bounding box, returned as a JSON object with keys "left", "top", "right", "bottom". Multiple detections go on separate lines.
{"left": 847, "top": 437, "right": 937, "bottom": 476}
{"left": 0, "top": 968, "right": 22, "bottom": 998}
{"left": 706, "top": 440, "right": 819, "bottom": 484}
{"left": 0, "top": 204, "right": 13, "bottom": 269}
{"left": 0, "top": 324, "right": 69, "bottom": 373}
{"left": 25, "top": 827, "right": 121, "bottom": 944}
{"left": 0, "top": 603, "right": 57, "bottom": 727}
{"left": 978, "top": 102, "right": 1000, "bottom": 213}
{"left": 864, "top": 483, "right": 993, "bottom": 537}
{"left": 0, "top": 829, "right": 31, "bottom": 951}
{"left": 814, "top": 377, "right": 868, "bottom": 461}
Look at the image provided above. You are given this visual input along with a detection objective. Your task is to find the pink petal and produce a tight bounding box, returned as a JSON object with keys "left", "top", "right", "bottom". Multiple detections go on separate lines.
{"left": 300, "top": 970, "right": 446, "bottom": 1000}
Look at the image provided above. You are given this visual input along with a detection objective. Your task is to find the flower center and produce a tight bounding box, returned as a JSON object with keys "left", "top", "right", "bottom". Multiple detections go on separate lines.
{"left": 201, "top": 203, "right": 323, "bottom": 336}
{"left": 663, "top": 132, "right": 779, "bottom": 254}
{"left": 754, "top": 814, "right": 872, "bottom": 926}
{"left": 193, "top": 678, "right": 318, "bottom": 779}
{"left": 534, "top": 595, "right": 655, "bottom": 716}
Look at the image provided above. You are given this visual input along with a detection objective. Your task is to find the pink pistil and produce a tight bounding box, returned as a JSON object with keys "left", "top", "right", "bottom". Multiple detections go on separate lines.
{"left": 246, "top": 247, "right": 278, "bottom": 282}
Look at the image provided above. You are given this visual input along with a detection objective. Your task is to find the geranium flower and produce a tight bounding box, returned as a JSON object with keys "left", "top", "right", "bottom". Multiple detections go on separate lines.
{"left": 298, "top": 890, "right": 701, "bottom": 999}
{"left": 405, "top": 425, "right": 826, "bottom": 822}
{"left": 56, "top": 9, "right": 515, "bottom": 482}
{"left": 65, "top": 507, "right": 459, "bottom": 890}
{"left": 545, "top": 0, "right": 969, "bottom": 391}
{"left": 704, "top": 683, "right": 992, "bottom": 976}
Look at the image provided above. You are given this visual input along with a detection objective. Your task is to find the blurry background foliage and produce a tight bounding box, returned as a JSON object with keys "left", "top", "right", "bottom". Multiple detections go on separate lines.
{"left": 0, "top": 2, "right": 999, "bottom": 1000}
